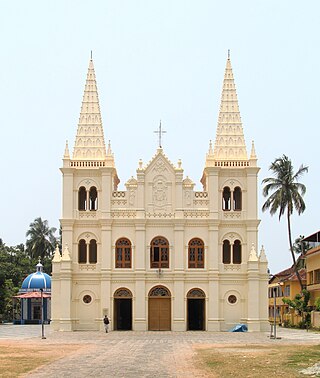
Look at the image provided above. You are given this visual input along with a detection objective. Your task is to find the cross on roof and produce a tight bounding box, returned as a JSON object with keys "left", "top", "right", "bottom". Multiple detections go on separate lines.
{"left": 154, "top": 120, "right": 166, "bottom": 148}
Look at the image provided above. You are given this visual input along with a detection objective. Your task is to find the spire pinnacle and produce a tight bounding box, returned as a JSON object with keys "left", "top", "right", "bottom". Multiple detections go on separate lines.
{"left": 212, "top": 55, "right": 248, "bottom": 162}
{"left": 250, "top": 140, "right": 257, "bottom": 160}
{"left": 72, "top": 58, "right": 107, "bottom": 161}
{"left": 63, "top": 140, "right": 70, "bottom": 159}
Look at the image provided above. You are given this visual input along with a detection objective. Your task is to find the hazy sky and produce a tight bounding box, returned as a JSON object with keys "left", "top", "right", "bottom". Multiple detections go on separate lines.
{"left": 0, "top": 1, "right": 319, "bottom": 274}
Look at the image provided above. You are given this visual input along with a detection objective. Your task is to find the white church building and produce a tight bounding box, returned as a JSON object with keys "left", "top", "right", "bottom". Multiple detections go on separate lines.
{"left": 51, "top": 54, "right": 269, "bottom": 332}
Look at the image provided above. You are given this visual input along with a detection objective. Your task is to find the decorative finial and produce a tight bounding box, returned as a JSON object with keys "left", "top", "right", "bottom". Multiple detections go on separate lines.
{"left": 90, "top": 50, "right": 93, "bottom": 60}
{"left": 208, "top": 140, "right": 213, "bottom": 155}
{"left": 64, "top": 140, "right": 70, "bottom": 159}
{"left": 107, "top": 140, "right": 112, "bottom": 155}
{"left": 248, "top": 243, "right": 258, "bottom": 262}
{"left": 259, "top": 245, "right": 268, "bottom": 263}
{"left": 138, "top": 159, "right": 143, "bottom": 170}
{"left": 154, "top": 120, "right": 166, "bottom": 148}
{"left": 228, "top": 49, "right": 230, "bottom": 59}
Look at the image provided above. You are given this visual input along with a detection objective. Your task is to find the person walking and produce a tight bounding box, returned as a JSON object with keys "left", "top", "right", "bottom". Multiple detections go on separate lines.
{"left": 103, "top": 315, "right": 110, "bottom": 333}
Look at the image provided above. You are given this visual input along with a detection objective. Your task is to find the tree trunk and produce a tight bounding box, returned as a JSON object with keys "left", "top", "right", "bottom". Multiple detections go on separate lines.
{"left": 287, "top": 209, "right": 304, "bottom": 291}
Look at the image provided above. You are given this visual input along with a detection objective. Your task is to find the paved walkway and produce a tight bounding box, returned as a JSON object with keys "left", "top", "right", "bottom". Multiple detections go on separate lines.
{"left": 0, "top": 325, "right": 319, "bottom": 377}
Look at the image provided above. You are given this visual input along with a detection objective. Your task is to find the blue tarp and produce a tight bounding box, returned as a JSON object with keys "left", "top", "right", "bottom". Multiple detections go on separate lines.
{"left": 228, "top": 323, "right": 248, "bottom": 332}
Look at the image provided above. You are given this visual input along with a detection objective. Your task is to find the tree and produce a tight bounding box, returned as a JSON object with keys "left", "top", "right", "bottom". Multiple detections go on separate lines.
{"left": 26, "top": 217, "right": 57, "bottom": 260}
{"left": 262, "top": 155, "right": 308, "bottom": 291}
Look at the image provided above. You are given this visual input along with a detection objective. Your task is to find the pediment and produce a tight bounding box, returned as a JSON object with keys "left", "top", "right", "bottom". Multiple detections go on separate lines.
{"left": 144, "top": 148, "right": 178, "bottom": 178}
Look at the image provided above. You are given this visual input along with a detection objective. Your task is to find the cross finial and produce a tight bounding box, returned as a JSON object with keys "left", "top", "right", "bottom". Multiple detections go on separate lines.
{"left": 154, "top": 120, "right": 166, "bottom": 148}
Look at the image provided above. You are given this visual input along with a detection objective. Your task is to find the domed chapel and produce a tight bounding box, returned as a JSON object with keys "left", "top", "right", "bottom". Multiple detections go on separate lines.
{"left": 51, "top": 53, "right": 269, "bottom": 332}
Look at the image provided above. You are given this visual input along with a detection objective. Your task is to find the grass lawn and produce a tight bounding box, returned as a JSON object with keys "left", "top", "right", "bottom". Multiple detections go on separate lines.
{"left": 196, "top": 343, "right": 320, "bottom": 377}
{"left": 0, "top": 342, "right": 83, "bottom": 377}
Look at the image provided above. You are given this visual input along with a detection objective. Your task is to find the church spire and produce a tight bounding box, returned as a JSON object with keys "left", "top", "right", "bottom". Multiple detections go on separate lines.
{"left": 72, "top": 56, "right": 107, "bottom": 161}
{"left": 213, "top": 52, "right": 248, "bottom": 161}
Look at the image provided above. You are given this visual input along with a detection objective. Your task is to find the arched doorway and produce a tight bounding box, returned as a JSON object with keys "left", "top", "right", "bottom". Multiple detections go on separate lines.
{"left": 114, "top": 288, "right": 132, "bottom": 330}
{"left": 148, "top": 286, "right": 171, "bottom": 331}
{"left": 187, "top": 288, "right": 205, "bottom": 331}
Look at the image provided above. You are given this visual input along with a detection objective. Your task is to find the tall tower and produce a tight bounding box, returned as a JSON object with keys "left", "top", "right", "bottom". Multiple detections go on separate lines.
{"left": 201, "top": 52, "right": 268, "bottom": 331}
{"left": 52, "top": 57, "right": 118, "bottom": 331}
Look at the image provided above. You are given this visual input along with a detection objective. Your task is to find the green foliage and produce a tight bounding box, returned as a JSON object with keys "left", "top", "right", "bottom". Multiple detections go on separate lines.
{"left": 314, "top": 297, "right": 320, "bottom": 311}
{"left": 283, "top": 290, "right": 311, "bottom": 329}
{"left": 26, "top": 217, "right": 57, "bottom": 260}
{"left": 262, "top": 155, "right": 308, "bottom": 291}
{"left": 282, "top": 319, "right": 291, "bottom": 328}
{"left": 283, "top": 289, "right": 310, "bottom": 314}
{"left": 0, "top": 219, "right": 56, "bottom": 321}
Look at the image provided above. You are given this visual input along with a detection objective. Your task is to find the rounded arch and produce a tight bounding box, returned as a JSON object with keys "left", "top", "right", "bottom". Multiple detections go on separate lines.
{"left": 220, "top": 232, "right": 243, "bottom": 245}
{"left": 233, "top": 186, "right": 242, "bottom": 211}
{"left": 89, "top": 186, "right": 98, "bottom": 211}
{"left": 78, "top": 239, "right": 87, "bottom": 263}
{"left": 233, "top": 239, "right": 242, "bottom": 264}
{"left": 148, "top": 285, "right": 171, "bottom": 297}
{"left": 77, "top": 232, "right": 100, "bottom": 244}
{"left": 78, "top": 178, "right": 101, "bottom": 191}
{"left": 150, "top": 236, "right": 169, "bottom": 269}
{"left": 115, "top": 238, "right": 132, "bottom": 268}
{"left": 114, "top": 287, "right": 133, "bottom": 298}
{"left": 188, "top": 238, "right": 205, "bottom": 268}
{"left": 78, "top": 186, "right": 86, "bottom": 211}
{"left": 222, "top": 186, "right": 231, "bottom": 210}
{"left": 187, "top": 288, "right": 206, "bottom": 298}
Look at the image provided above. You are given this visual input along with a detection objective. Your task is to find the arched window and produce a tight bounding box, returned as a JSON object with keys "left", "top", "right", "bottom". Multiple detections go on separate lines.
{"left": 188, "top": 238, "right": 204, "bottom": 268}
{"left": 89, "top": 239, "right": 97, "bottom": 264}
{"left": 222, "top": 187, "right": 231, "bottom": 210}
{"left": 78, "top": 187, "right": 87, "bottom": 211}
{"left": 222, "top": 240, "right": 231, "bottom": 264}
{"left": 115, "top": 238, "right": 132, "bottom": 268}
{"left": 78, "top": 238, "right": 97, "bottom": 264}
{"left": 233, "top": 187, "right": 242, "bottom": 211}
{"left": 233, "top": 240, "right": 242, "bottom": 264}
{"left": 89, "top": 186, "right": 98, "bottom": 211}
{"left": 78, "top": 239, "right": 87, "bottom": 263}
{"left": 150, "top": 237, "right": 169, "bottom": 269}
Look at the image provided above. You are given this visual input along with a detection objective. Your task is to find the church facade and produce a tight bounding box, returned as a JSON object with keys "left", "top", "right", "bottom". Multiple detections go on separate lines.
{"left": 51, "top": 55, "right": 269, "bottom": 332}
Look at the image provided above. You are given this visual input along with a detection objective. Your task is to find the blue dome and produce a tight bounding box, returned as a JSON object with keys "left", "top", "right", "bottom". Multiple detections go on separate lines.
{"left": 21, "top": 262, "right": 51, "bottom": 292}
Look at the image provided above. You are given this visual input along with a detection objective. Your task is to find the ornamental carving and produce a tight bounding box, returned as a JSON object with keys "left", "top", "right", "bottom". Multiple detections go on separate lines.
{"left": 187, "top": 289, "right": 205, "bottom": 298}
{"left": 153, "top": 158, "right": 167, "bottom": 173}
{"left": 129, "top": 189, "right": 136, "bottom": 206}
{"left": 114, "top": 288, "right": 133, "bottom": 298}
{"left": 149, "top": 286, "right": 171, "bottom": 297}
{"left": 146, "top": 212, "right": 174, "bottom": 218}
{"left": 223, "top": 212, "right": 241, "bottom": 219}
{"left": 111, "top": 210, "right": 137, "bottom": 218}
{"left": 184, "top": 210, "right": 209, "bottom": 218}
{"left": 152, "top": 176, "right": 167, "bottom": 206}
{"left": 223, "top": 265, "right": 241, "bottom": 271}
{"left": 185, "top": 191, "right": 191, "bottom": 206}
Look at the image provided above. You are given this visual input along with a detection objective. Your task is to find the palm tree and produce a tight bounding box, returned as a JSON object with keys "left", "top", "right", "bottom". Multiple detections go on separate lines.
{"left": 25, "top": 217, "right": 57, "bottom": 260}
{"left": 262, "top": 155, "right": 308, "bottom": 291}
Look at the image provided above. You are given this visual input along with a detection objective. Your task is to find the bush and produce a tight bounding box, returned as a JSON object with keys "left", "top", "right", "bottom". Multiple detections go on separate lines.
{"left": 283, "top": 319, "right": 291, "bottom": 328}
{"left": 315, "top": 297, "right": 320, "bottom": 312}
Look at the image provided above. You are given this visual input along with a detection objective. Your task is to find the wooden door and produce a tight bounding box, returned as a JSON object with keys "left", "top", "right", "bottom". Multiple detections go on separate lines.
{"left": 148, "top": 298, "right": 171, "bottom": 330}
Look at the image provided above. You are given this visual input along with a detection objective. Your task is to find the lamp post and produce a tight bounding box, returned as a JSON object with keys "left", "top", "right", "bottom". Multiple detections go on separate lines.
{"left": 40, "top": 289, "right": 46, "bottom": 339}
{"left": 273, "top": 286, "right": 277, "bottom": 339}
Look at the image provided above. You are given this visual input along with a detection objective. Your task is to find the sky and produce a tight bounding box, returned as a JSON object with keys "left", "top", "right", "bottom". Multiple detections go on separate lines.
{"left": 0, "top": 1, "right": 319, "bottom": 274}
